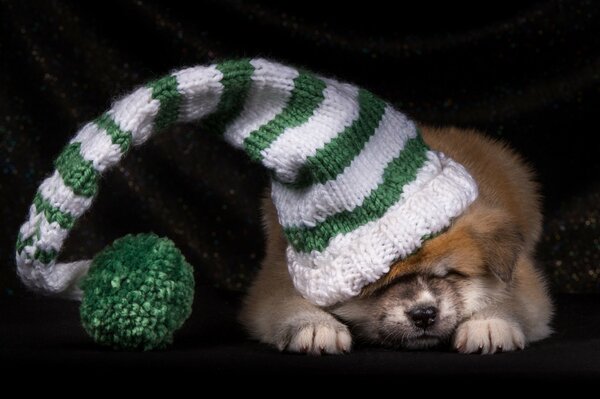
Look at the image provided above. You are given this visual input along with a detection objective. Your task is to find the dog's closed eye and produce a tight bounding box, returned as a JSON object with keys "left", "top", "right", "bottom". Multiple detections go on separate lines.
{"left": 443, "top": 270, "right": 468, "bottom": 279}
{"left": 429, "top": 262, "right": 467, "bottom": 279}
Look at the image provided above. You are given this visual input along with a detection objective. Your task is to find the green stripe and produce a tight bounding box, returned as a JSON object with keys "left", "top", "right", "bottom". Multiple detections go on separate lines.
{"left": 284, "top": 135, "right": 429, "bottom": 253}
{"left": 54, "top": 143, "right": 99, "bottom": 198}
{"left": 95, "top": 113, "right": 132, "bottom": 153}
{"left": 34, "top": 247, "right": 58, "bottom": 264}
{"left": 33, "top": 192, "right": 75, "bottom": 230}
{"left": 291, "top": 89, "right": 386, "bottom": 187}
{"left": 16, "top": 233, "right": 34, "bottom": 254}
{"left": 201, "top": 59, "right": 255, "bottom": 135}
{"left": 16, "top": 228, "right": 56, "bottom": 264}
{"left": 244, "top": 72, "right": 326, "bottom": 162}
{"left": 148, "top": 74, "right": 182, "bottom": 130}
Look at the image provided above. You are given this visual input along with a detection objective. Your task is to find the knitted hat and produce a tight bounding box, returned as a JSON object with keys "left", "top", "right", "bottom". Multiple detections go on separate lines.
{"left": 16, "top": 59, "right": 477, "bottom": 307}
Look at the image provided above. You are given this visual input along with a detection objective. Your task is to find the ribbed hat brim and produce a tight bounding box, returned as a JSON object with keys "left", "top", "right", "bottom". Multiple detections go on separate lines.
{"left": 287, "top": 152, "right": 477, "bottom": 306}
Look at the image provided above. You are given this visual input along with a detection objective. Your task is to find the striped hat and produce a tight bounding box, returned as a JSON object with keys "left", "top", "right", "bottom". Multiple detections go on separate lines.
{"left": 16, "top": 59, "right": 478, "bottom": 306}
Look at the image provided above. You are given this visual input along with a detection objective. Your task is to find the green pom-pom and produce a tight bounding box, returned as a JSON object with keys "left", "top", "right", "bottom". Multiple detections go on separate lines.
{"left": 80, "top": 233, "right": 194, "bottom": 350}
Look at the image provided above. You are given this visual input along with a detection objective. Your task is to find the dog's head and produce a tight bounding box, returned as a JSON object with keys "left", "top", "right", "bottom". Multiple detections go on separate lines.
{"left": 332, "top": 204, "right": 524, "bottom": 349}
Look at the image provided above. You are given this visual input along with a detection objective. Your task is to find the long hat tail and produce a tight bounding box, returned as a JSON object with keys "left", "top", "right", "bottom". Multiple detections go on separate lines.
{"left": 15, "top": 58, "right": 317, "bottom": 298}
{"left": 16, "top": 58, "right": 477, "bottom": 306}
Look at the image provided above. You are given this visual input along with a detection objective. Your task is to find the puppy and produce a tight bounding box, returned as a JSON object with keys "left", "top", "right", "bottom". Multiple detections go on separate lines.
{"left": 240, "top": 126, "right": 553, "bottom": 354}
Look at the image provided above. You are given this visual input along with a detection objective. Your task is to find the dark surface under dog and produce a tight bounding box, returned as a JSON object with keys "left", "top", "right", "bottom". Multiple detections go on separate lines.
{"left": 2, "top": 285, "right": 599, "bottom": 378}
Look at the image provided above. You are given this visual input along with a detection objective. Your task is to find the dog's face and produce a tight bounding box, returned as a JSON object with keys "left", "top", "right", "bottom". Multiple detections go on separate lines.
{"left": 332, "top": 204, "right": 523, "bottom": 349}
{"left": 333, "top": 271, "right": 493, "bottom": 349}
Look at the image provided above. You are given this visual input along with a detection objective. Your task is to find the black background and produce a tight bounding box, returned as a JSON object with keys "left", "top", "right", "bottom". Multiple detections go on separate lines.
{"left": 1, "top": 0, "right": 600, "bottom": 377}
{"left": 0, "top": 0, "right": 598, "bottom": 294}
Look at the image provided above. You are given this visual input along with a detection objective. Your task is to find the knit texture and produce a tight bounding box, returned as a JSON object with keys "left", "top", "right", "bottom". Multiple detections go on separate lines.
{"left": 80, "top": 234, "right": 194, "bottom": 350}
{"left": 15, "top": 58, "right": 478, "bottom": 306}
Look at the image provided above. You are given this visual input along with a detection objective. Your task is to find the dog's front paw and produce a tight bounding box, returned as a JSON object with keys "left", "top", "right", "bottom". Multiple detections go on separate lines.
{"left": 454, "top": 318, "right": 526, "bottom": 354}
{"left": 273, "top": 312, "right": 352, "bottom": 355}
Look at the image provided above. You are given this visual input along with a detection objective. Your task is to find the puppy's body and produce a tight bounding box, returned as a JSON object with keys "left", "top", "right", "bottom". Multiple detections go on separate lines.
{"left": 240, "top": 127, "right": 552, "bottom": 354}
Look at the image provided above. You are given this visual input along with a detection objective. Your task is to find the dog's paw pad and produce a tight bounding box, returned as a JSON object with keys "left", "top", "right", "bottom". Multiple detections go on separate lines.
{"left": 454, "top": 318, "right": 525, "bottom": 354}
{"left": 274, "top": 314, "right": 352, "bottom": 355}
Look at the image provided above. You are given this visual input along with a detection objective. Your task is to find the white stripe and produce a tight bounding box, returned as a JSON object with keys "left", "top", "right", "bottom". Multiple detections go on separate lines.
{"left": 287, "top": 153, "right": 479, "bottom": 306}
{"left": 18, "top": 210, "right": 66, "bottom": 261}
{"left": 18, "top": 204, "right": 43, "bottom": 238}
{"left": 174, "top": 65, "right": 224, "bottom": 122}
{"left": 70, "top": 122, "right": 123, "bottom": 172}
{"left": 16, "top": 203, "right": 93, "bottom": 297}
{"left": 271, "top": 107, "right": 417, "bottom": 227}
{"left": 262, "top": 79, "right": 360, "bottom": 181}
{"left": 35, "top": 212, "right": 69, "bottom": 253}
{"left": 38, "top": 171, "right": 93, "bottom": 218}
{"left": 17, "top": 212, "right": 68, "bottom": 286}
{"left": 108, "top": 86, "right": 160, "bottom": 146}
{"left": 17, "top": 257, "right": 91, "bottom": 298}
{"left": 223, "top": 59, "right": 298, "bottom": 148}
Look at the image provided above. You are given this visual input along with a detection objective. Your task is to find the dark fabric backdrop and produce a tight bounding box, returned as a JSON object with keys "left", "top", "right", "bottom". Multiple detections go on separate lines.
{"left": 0, "top": 0, "right": 598, "bottom": 297}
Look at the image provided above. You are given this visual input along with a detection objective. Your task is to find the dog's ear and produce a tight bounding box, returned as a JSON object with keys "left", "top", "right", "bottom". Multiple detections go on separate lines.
{"left": 473, "top": 221, "right": 524, "bottom": 283}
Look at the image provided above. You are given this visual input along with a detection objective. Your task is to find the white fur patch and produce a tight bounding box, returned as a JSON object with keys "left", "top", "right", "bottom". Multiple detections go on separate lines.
{"left": 385, "top": 306, "right": 410, "bottom": 325}
{"left": 416, "top": 290, "right": 436, "bottom": 305}
{"left": 274, "top": 312, "right": 352, "bottom": 355}
{"left": 454, "top": 318, "right": 526, "bottom": 354}
{"left": 437, "top": 297, "right": 454, "bottom": 320}
{"left": 460, "top": 279, "right": 488, "bottom": 315}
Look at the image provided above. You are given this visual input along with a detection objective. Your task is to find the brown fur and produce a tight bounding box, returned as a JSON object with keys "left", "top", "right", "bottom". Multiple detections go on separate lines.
{"left": 240, "top": 127, "right": 552, "bottom": 354}
{"left": 363, "top": 126, "right": 542, "bottom": 294}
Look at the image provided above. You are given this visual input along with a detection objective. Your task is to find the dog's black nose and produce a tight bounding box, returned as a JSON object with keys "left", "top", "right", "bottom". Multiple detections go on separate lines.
{"left": 408, "top": 306, "right": 438, "bottom": 329}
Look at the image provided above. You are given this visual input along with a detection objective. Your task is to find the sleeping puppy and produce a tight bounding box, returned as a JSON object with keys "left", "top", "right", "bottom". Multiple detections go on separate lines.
{"left": 240, "top": 126, "right": 553, "bottom": 355}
